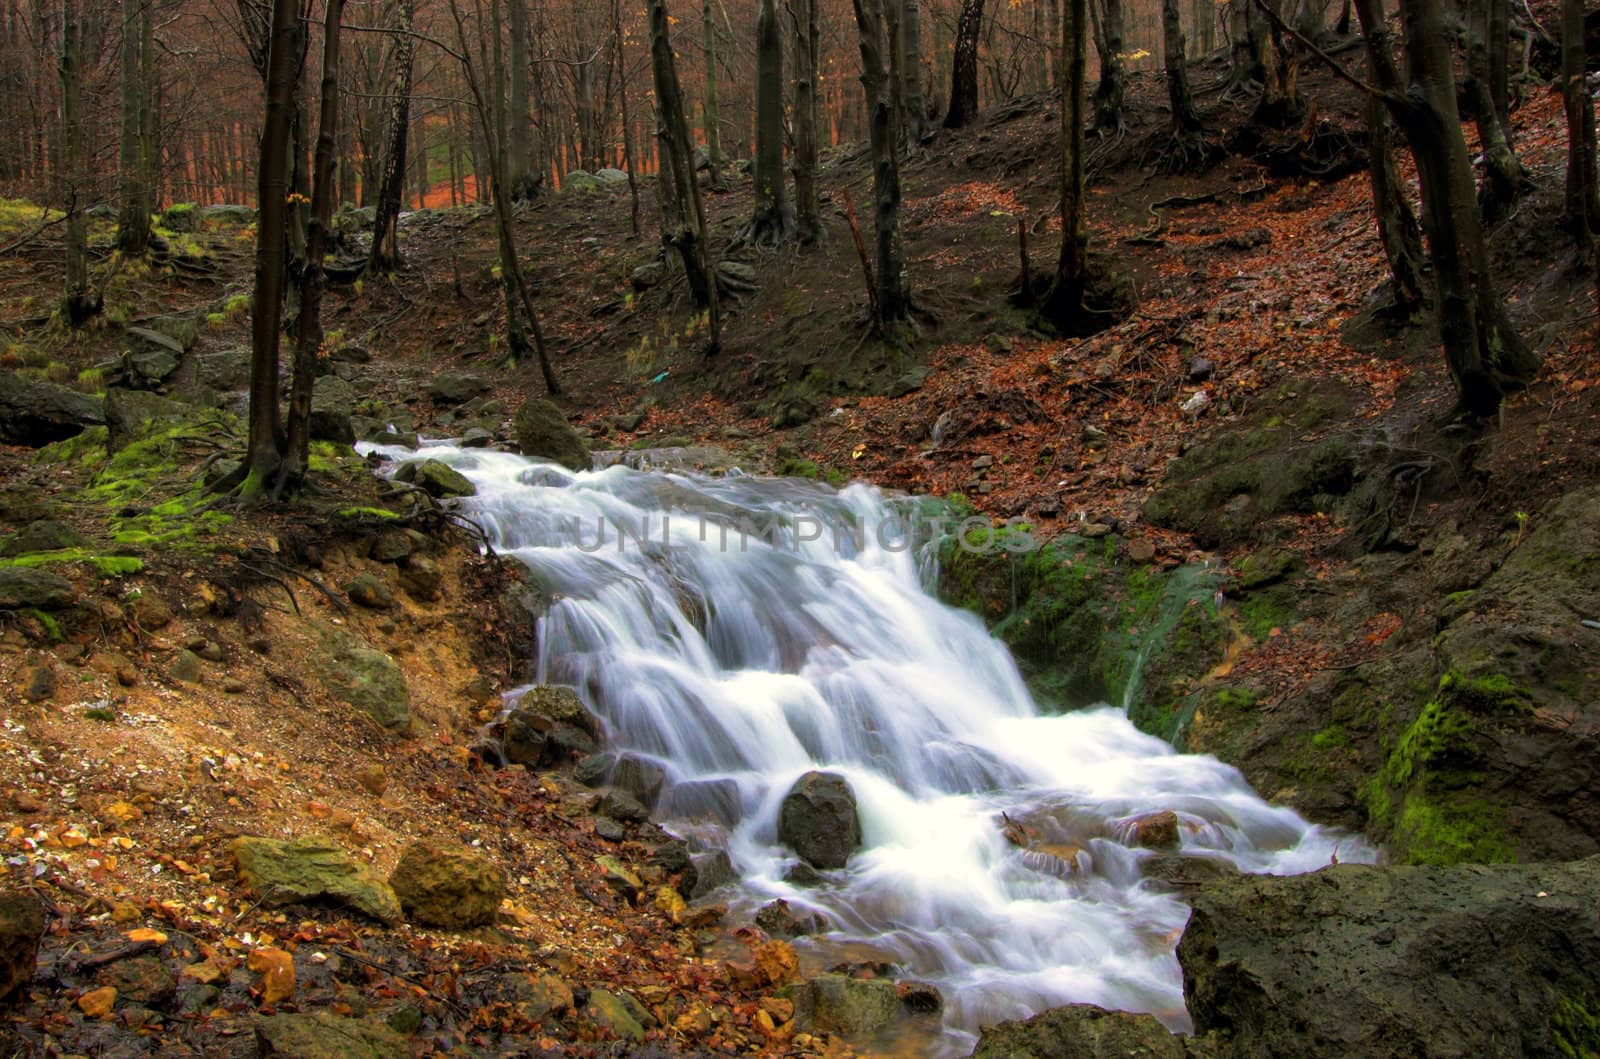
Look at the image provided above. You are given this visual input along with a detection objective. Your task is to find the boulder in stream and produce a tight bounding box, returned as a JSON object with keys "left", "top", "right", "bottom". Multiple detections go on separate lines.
{"left": 777, "top": 771, "right": 861, "bottom": 870}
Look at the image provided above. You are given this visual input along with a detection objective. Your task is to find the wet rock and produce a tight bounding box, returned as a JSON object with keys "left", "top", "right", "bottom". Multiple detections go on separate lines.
{"left": 778, "top": 771, "right": 861, "bottom": 870}
{"left": 367, "top": 429, "right": 419, "bottom": 449}
{"left": 427, "top": 373, "right": 488, "bottom": 406}
{"left": 596, "top": 855, "right": 644, "bottom": 902}
{"left": 99, "top": 955, "right": 175, "bottom": 1009}
{"left": 344, "top": 572, "right": 394, "bottom": 610}
{"left": 586, "top": 987, "right": 648, "bottom": 1041}
{"left": 596, "top": 788, "right": 649, "bottom": 824}
{"left": 388, "top": 840, "right": 507, "bottom": 929}
{"left": 1179, "top": 858, "right": 1600, "bottom": 1057}
{"left": 896, "top": 980, "right": 943, "bottom": 1015}
{"left": 499, "top": 685, "right": 596, "bottom": 767}
{"left": 0, "top": 567, "right": 77, "bottom": 610}
{"left": 166, "top": 648, "right": 203, "bottom": 683}
{"left": 1141, "top": 853, "right": 1242, "bottom": 888}
{"left": 593, "top": 817, "right": 627, "bottom": 842}
{"left": 0, "top": 371, "right": 104, "bottom": 446}
{"left": 780, "top": 974, "right": 900, "bottom": 1037}
{"left": 611, "top": 754, "right": 666, "bottom": 808}
{"left": 0, "top": 519, "right": 84, "bottom": 556}
{"left": 754, "top": 939, "right": 800, "bottom": 986}
{"left": 513, "top": 398, "right": 590, "bottom": 472}
{"left": 1128, "top": 810, "right": 1181, "bottom": 849}
{"left": 0, "top": 889, "right": 45, "bottom": 1001}
{"left": 501, "top": 971, "right": 573, "bottom": 1023}
{"left": 228, "top": 837, "right": 402, "bottom": 923}
{"left": 398, "top": 555, "right": 442, "bottom": 602}
{"left": 309, "top": 377, "right": 356, "bottom": 445}
{"left": 460, "top": 426, "right": 494, "bottom": 448}
{"left": 394, "top": 458, "right": 475, "bottom": 499}
{"left": 689, "top": 849, "right": 736, "bottom": 900}
{"left": 972, "top": 1005, "right": 1186, "bottom": 1058}
{"left": 314, "top": 638, "right": 410, "bottom": 730}
{"left": 256, "top": 1011, "right": 410, "bottom": 1058}
{"left": 574, "top": 752, "right": 615, "bottom": 787}
{"left": 755, "top": 898, "right": 823, "bottom": 938}
{"left": 370, "top": 531, "right": 411, "bottom": 563}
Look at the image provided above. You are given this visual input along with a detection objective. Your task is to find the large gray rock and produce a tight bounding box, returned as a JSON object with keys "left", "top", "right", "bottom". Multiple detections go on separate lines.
{"left": 0, "top": 371, "right": 103, "bottom": 446}
{"left": 513, "top": 398, "right": 589, "bottom": 472}
{"left": 561, "top": 171, "right": 602, "bottom": 193}
{"left": 593, "top": 168, "right": 630, "bottom": 188}
{"left": 779, "top": 974, "right": 900, "bottom": 1037}
{"left": 315, "top": 637, "right": 410, "bottom": 730}
{"left": 778, "top": 771, "right": 861, "bottom": 870}
{"left": 427, "top": 373, "right": 489, "bottom": 406}
{"left": 0, "top": 519, "right": 84, "bottom": 557}
{"left": 105, "top": 387, "right": 191, "bottom": 451}
{"left": 228, "top": 837, "right": 402, "bottom": 924}
{"left": 394, "top": 459, "right": 475, "bottom": 499}
{"left": 1177, "top": 858, "right": 1600, "bottom": 1058}
{"left": 310, "top": 377, "right": 357, "bottom": 445}
{"left": 192, "top": 347, "right": 249, "bottom": 391}
{"left": 0, "top": 889, "right": 45, "bottom": 1001}
{"left": 0, "top": 567, "right": 77, "bottom": 609}
{"left": 499, "top": 685, "right": 597, "bottom": 767}
{"left": 121, "top": 326, "right": 184, "bottom": 388}
{"left": 972, "top": 1006, "right": 1186, "bottom": 1058}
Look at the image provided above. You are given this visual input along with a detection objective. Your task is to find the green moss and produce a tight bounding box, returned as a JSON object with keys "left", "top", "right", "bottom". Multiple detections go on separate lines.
{"left": 25, "top": 609, "right": 63, "bottom": 641}
{"left": 1552, "top": 994, "right": 1600, "bottom": 1059}
{"left": 1392, "top": 796, "right": 1513, "bottom": 865}
{"left": 338, "top": 506, "right": 403, "bottom": 521}
{"left": 0, "top": 548, "right": 143, "bottom": 576}
{"left": 1310, "top": 724, "right": 1350, "bottom": 750}
{"left": 83, "top": 706, "right": 117, "bottom": 722}
{"left": 777, "top": 458, "right": 823, "bottom": 480}
{"left": 35, "top": 426, "right": 109, "bottom": 468}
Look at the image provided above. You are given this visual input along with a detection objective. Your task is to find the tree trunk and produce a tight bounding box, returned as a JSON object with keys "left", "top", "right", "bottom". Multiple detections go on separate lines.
{"left": 944, "top": 0, "right": 984, "bottom": 128}
{"left": 1163, "top": 0, "right": 1201, "bottom": 133}
{"left": 1354, "top": 0, "right": 1537, "bottom": 418}
{"left": 1465, "top": 0, "right": 1525, "bottom": 215}
{"left": 649, "top": 0, "right": 721, "bottom": 351}
{"left": 58, "top": 0, "right": 97, "bottom": 325}
{"left": 701, "top": 0, "right": 726, "bottom": 189}
{"left": 1091, "top": 0, "right": 1127, "bottom": 135}
{"left": 283, "top": 0, "right": 344, "bottom": 493}
{"left": 1366, "top": 93, "right": 1427, "bottom": 314}
{"left": 242, "top": 0, "right": 304, "bottom": 493}
{"left": 116, "top": 0, "right": 153, "bottom": 255}
{"left": 612, "top": 0, "right": 641, "bottom": 235}
{"left": 507, "top": 0, "right": 537, "bottom": 199}
{"left": 851, "top": 0, "right": 911, "bottom": 330}
{"left": 1040, "top": 0, "right": 1087, "bottom": 324}
{"left": 899, "top": 0, "right": 928, "bottom": 145}
{"left": 746, "top": 0, "right": 793, "bottom": 242}
{"left": 367, "top": 0, "right": 413, "bottom": 273}
{"left": 792, "top": 0, "right": 822, "bottom": 243}
{"left": 1560, "top": 0, "right": 1597, "bottom": 250}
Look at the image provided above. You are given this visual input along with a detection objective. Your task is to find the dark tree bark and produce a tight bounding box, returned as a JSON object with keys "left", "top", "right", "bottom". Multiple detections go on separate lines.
{"left": 745, "top": 0, "right": 794, "bottom": 243}
{"left": 1163, "top": 0, "right": 1201, "bottom": 133}
{"left": 898, "top": 0, "right": 928, "bottom": 145}
{"left": 367, "top": 0, "right": 413, "bottom": 273}
{"left": 649, "top": 0, "right": 721, "bottom": 352}
{"left": 943, "top": 0, "right": 983, "bottom": 128}
{"left": 791, "top": 0, "right": 822, "bottom": 243}
{"left": 851, "top": 0, "right": 911, "bottom": 331}
{"left": 59, "top": 0, "right": 98, "bottom": 326}
{"left": 612, "top": 0, "right": 640, "bottom": 236}
{"left": 507, "top": 0, "right": 537, "bottom": 200}
{"left": 282, "top": 0, "right": 344, "bottom": 493}
{"left": 116, "top": 0, "right": 154, "bottom": 255}
{"left": 1354, "top": 0, "right": 1538, "bottom": 418}
{"left": 241, "top": 0, "right": 303, "bottom": 494}
{"left": 1366, "top": 92, "right": 1427, "bottom": 314}
{"left": 701, "top": 0, "right": 727, "bottom": 190}
{"left": 1560, "top": 0, "right": 1597, "bottom": 251}
{"left": 1039, "top": 0, "right": 1088, "bottom": 325}
{"left": 1465, "top": 0, "right": 1526, "bottom": 215}
{"left": 1090, "top": 0, "right": 1127, "bottom": 135}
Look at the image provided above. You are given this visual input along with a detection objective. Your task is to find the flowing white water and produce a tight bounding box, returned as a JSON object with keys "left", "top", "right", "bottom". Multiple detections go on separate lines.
{"left": 367, "top": 442, "right": 1372, "bottom": 1055}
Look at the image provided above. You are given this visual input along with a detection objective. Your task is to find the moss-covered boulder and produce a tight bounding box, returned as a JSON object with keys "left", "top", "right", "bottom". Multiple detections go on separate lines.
{"left": 395, "top": 458, "right": 475, "bottom": 499}
{"left": 513, "top": 398, "right": 589, "bottom": 472}
{"left": 228, "top": 837, "right": 402, "bottom": 923}
{"left": 0, "top": 370, "right": 104, "bottom": 446}
{"left": 779, "top": 974, "right": 901, "bottom": 1037}
{"left": 314, "top": 636, "right": 410, "bottom": 730}
{"left": 256, "top": 1011, "right": 409, "bottom": 1058}
{"left": 0, "top": 567, "right": 77, "bottom": 609}
{"left": 388, "top": 840, "right": 506, "bottom": 929}
{"left": 0, "top": 519, "right": 84, "bottom": 557}
{"left": 777, "top": 772, "right": 861, "bottom": 870}
{"left": 972, "top": 1006, "right": 1186, "bottom": 1058}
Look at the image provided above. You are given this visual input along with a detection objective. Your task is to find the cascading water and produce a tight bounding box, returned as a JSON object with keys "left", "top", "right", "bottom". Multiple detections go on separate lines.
{"left": 367, "top": 441, "right": 1372, "bottom": 1056}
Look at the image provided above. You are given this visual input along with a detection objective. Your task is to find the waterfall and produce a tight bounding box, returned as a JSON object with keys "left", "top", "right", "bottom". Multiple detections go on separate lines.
{"left": 367, "top": 442, "right": 1371, "bottom": 1056}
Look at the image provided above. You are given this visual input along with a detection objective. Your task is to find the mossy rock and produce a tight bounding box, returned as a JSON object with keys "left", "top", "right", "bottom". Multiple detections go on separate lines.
{"left": 0, "top": 567, "right": 77, "bottom": 609}
{"left": 228, "top": 837, "right": 402, "bottom": 923}
{"left": 388, "top": 841, "right": 506, "bottom": 929}
{"left": 256, "top": 1012, "right": 409, "bottom": 1058}
{"left": 513, "top": 398, "right": 589, "bottom": 472}
{"left": 0, "top": 520, "right": 84, "bottom": 557}
{"left": 314, "top": 636, "right": 411, "bottom": 730}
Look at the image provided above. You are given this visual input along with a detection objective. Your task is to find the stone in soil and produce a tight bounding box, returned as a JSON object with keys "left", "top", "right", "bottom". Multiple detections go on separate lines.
{"left": 0, "top": 889, "right": 45, "bottom": 1001}
{"left": 228, "top": 836, "right": 402, "bottom": 924}
{"left": 387, "top": 840, "right": 507, "bottom": 929}
{"left": 255, "top": 1011, "right": 410, "bottom": 1058}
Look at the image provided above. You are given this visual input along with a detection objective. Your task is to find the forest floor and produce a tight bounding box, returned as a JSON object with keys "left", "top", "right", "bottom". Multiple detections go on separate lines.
{"left": 1, "top": 40, "right": 1598, "bottom": 1058}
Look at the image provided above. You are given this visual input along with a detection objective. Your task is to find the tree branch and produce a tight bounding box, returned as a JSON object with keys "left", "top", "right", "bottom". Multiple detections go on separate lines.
{"left": 1251, "top": 0, "right": 1393, "bottom": 102}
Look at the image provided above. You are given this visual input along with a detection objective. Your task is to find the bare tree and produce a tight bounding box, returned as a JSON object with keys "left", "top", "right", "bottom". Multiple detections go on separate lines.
{"left": 1464, "top": 0, "right": 1526, "bottom": 215}
{"left": 1560, "top": 0, "right": 1597, "bottom": 253}
{"left": 701, "top": 0, "right": 727, "bottom": 190}
{"left": 367, "top": 0, "right": 413, "bottom": 273}
{"left": 58, "top": 0, "right": 98, "bottom": 325}
{"left": 897, "top": 0, "right": 927, "bottom": 145}
{"left": 507, "top": 0, "right": 538, "bottom": 199}
{"left": 1365, "top": 92, "right": 1426, "bottom": 316}
{"left": 1090, "top": 0, "right": 1127, "bottom": 136}
{"left": 743, "top": 0, "right": 794, "bottom": 244}
{"left": 791, "top": 0, "right": 822, "bottom": 243}
{"left": 943, "top": 0, "right": 983, "bottom": 128}
{"left": 1039, "top": 0, "right": 1088, "bottom": 326}
{"left": 851, "top": 0, "right": 910, "bottom": 333}
{"left": 116, "top": 0, "right": 155, "bottom": 255}
{"left": 612, "top": 0, "right": 640, "bottom": 235}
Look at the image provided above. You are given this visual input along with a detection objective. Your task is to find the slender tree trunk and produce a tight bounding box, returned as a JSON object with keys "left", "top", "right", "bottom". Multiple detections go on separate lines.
{"left": 1465, "top": 0, "right": 1525, "bottom": 215}
{"left": 1366, "top": 93, "right": 1427, "bottom": 314}
{"left": 1560, "top": 0, "right": 1597, "bottom": 251}
{"left": 1091, "top": 0, "right": 1126, "bottom": 134}
{"left": 507, "top": 0, "right": 536, "bottom": 198}
{"left": 944, "top": 0, "right": 984, "bottom": 128}
{"left": 368, "top": 0, "right": 413, "bottom": 272}
{"left": 1163, "top": 0, "right": 1201, "bottom": 133}
{"left": 1041, "top": 0, "right": 1087, "bottom": 323}
{"left": 242, "top": 0, "right": 304, "bottom": 493}
{"left": 746, "top": 0, "right": 793, "bottom": 242}
{"left": 792, "top": 0, "right": 822, "bottom": 243}
{"left": 851, "top": 0, "right": 911, "bottom": 330}
{"left": 612, "top": 0, "right": 640, "bottom": 235}
{"left": 283, "top": 0, "right": 344, "bottom": 492}
{"left": 59, "top": 0, "right": 96, "bottom": 325}
{"left": 1354, "top": 0, "right": 1538, "bottom": 417}
{"left": 649, "top": 0, "right": 721, "bottom": 351}
{"left": 701, "top": 0, "right": 726, "bottom": 189}
{"left": 116, "top": 0, "right": 153, "bottom": 254}
{"left": 899, "top": 0, "right": 928, "bottom": 145}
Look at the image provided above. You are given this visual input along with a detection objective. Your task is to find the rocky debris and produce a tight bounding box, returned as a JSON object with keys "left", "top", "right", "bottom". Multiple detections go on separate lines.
{"left": 779, "top": 974, "right": 901, "bottom": 1037}
{"left": 972, "top": 1005, "right": 1186, "bottom": 1058}
{"left": 427, "top": 373, "right": 488, "bottom": 406}
{"left": 166, "top": 648, "right": 204, "bottom": 683}
{"left": 500, "top": 971, "right": 574, "bottom": 1023}
{"left": 753, "top": 939, "right": 800, "bottom": 986}
{"left": 610, "top": 754, "right": 666, "bottom": 809}
{"left": 1, "top": 518, "right": 85, "bottom": 556}
{"left": 119, "top": 326, "right": 184, "bottom": 388}
{"left": 595, "top": 788, "right": 650, "bottom": 824}
{"left": 104, "top": 387, "right": 190, "bottom": 450}
{"left": 309, "top": 376, "right": 356, "bottom": 445}
{"left": 354, "top": 765, "right": 387, "bottom": 797}
{"left": 255, "top": 1011, "right": 410, "bottom": 1058}
{"left": 397, "top": 556, "right": 443, "bottom": 602}
{"left": 76, "top": 985, "right": 116, "bottom": 1018}
{"left": 394, "top": 458, "right": 476, "bottom": 499}
{"left": 689, "top": 849, "right": 737, "bottom": 899}
{"left": 129, "top": 589, "right": 172, "bottom": 629}
{"left": 388, "top": 840, "right": 507, "bottom": 929}
{"left": 1127, "top": 810, "right": 1181, "bottom": 849}
{"left": 20, "top": 662, "right": 55, "bottom": 702}
{"left": 754, "top": 898, "right": 823, "bottom": 939}
{"left": 0, "top": 567, "right": 78, "bottom": 610}
{"left": 778, "top": 771, "right": 861, "bottom": 870}
{"left": 1175, "top": 858, "right": 1600, "bottom": 1058}
{"left": 596, "top": 855, "right": 644, "bottom": 902}
{"left": 513, "top": 398, "right": 590, "bottom": 472}
{"left": 585, "top": 987, "right": 649, "bottom": 1040}
{"left": 496, "top": 685, "right": 598, "bottom": 768}
{"left": 99, "top": 954, "right": 176, "bottom": 1008}
{"left": 314, "top": 637, "right": 410, "bottom": 730}
{"left": 0, "top": 890, "right": 45, "bottom": 1002}
{"left": 0, "top": 370, "right": 104, "bottom": 446}
{"left": 228, "top": 837, "right": 402, "bottom": 924}
{"left": 345, "top": 572, "right": 394, "bottom": 610}
{"left": 896, "top": 980, "right": 943, "bottom": 1015}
